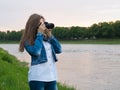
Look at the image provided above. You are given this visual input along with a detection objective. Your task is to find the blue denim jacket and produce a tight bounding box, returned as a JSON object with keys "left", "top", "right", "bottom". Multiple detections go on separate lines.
{"left": 24, "top": 33, "right": 62, "bottom": 66}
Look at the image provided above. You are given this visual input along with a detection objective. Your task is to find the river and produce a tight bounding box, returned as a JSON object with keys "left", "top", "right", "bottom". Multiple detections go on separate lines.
{"left": 0, "top": 44, "right": 120, "bottom": 90}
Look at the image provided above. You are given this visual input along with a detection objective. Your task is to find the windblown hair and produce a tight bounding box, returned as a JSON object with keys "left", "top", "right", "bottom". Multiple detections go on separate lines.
{"left": 19, "top": 13, "right": 44, "bottom": 52}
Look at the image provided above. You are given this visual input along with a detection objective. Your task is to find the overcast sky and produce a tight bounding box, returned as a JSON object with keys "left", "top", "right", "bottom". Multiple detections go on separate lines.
{"left": 0, "top": 0, "right": 120, "bottom": 31}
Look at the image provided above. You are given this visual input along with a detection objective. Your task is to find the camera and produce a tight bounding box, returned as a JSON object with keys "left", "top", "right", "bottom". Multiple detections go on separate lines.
{"left": 44, "top": 22, "right": 54, "bottom": 29}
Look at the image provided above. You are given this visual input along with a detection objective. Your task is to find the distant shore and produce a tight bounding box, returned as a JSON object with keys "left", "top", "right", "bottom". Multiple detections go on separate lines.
{"left": 1, "top": 39, "right": 120, "bottom": 44}
{"left": 60, "top": 39, "right": 120, "bottom": 44}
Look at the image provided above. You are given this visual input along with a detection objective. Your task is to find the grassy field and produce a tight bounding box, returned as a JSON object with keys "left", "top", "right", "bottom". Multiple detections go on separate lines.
{"left": 0, "top": 41, "right": 19, "bottom": 44}
{"left": 0, "top": 48, "right": 75, "bottom": 90}
{"left": 60, "top": 39, "right": 120, "bottom": 44}
{"left": 0, "top": 39, "right": 120, "bottom": 44}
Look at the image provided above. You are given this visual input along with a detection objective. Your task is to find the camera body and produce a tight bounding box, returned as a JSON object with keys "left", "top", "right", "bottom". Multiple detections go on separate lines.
{"left": 44, "top": 22, "right": 54, "bottom": 29}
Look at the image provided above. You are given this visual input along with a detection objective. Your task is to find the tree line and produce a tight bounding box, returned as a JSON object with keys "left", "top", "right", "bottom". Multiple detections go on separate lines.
{"left": 0, "top": 20, "right": 120, "bottom": 41}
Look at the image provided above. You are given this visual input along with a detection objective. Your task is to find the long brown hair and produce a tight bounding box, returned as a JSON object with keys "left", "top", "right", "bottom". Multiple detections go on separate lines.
{"left": 19, "top": 13, "right": 44, "bottom": 52}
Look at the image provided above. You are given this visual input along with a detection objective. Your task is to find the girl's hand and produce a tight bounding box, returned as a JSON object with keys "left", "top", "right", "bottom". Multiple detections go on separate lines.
{"left": 44, "top": 29, "right": 52, "bottom": 38}
{"left": 37, "top": 25, "right": 45, "bottom": 34}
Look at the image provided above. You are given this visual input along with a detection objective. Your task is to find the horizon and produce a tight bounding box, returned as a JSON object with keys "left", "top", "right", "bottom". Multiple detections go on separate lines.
{"left": 0, "top": 0, "right": 120, "bottom": 31}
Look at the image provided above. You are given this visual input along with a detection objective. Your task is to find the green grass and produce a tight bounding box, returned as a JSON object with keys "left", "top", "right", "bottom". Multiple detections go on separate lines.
{"left": 1, "top": 39, "right": 120, "bottom": 44}
{"left": 0, "top": 48, "right": 75, "bottom": 90}
{"left": 0, "top": 40, "right": 19, "bottom": 44}
{"left": 60, "top": 39, "right": 120, "bottom": 44}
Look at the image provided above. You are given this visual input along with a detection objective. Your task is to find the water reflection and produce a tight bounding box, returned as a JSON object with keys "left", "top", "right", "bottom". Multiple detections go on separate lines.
{"left": 0, "top": 44, "right": 120, "bottom": 90}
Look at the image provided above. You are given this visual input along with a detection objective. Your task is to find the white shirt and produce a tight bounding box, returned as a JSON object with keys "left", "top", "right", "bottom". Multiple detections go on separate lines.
{"left": 28, "top": 41, "right": 58, "bottom": 82}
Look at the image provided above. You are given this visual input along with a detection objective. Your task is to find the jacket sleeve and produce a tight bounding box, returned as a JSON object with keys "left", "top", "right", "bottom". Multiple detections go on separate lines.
{"left": 24, "top": 33, "right": 43, "bottom": 56}
{"left": 49, "top": 35, "right": 62, "bottom": 54}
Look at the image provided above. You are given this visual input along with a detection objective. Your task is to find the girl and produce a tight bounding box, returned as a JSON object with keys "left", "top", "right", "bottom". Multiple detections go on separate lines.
{"left": 19, "top": 13, "right": 62, "bottom": 90}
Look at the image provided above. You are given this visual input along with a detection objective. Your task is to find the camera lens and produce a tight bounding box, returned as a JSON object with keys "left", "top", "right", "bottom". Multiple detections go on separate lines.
{"left": 44, "top": 22, "right": 54, "bottom": 29}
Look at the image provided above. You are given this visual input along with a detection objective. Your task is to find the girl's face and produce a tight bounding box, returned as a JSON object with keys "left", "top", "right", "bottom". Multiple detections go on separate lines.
{"left": 39, "top": 18, "right": 46, "bottom": 31}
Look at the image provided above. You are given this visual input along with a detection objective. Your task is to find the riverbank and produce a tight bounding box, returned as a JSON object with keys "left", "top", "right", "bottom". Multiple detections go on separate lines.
{"left": 0, "top": 48, "right": 75, "bottom": 90}
{"left": 1, "top": 39, "right": 120, "bottom": 44}
{"left": 60, "top": 39, "right": 120, "bottom": 44}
